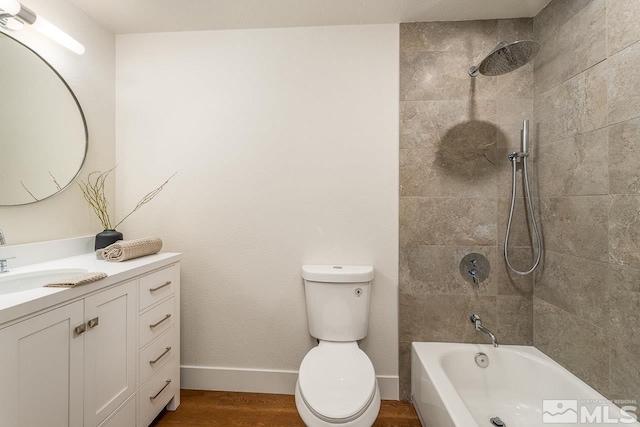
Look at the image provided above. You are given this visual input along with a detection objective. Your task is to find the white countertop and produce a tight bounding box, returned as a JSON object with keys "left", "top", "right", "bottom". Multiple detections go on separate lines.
{"left": 0, "top": 252, "right": 181, "bottom": 326}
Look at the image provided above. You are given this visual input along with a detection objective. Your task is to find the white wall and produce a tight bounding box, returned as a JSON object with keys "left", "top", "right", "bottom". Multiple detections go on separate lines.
{"left": 116, "top": 24, "right": 400, "bottom": 396}
{"left": 0, "top": 0, "right": 115, "bottom": 244}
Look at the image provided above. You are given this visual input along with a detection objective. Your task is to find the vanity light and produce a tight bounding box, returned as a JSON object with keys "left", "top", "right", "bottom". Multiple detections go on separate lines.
{"left": 0, "top": 0, "right": 85, "bottom": 55}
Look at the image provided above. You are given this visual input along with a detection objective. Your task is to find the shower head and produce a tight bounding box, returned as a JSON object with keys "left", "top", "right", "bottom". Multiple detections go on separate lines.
{"left": 469, "top": 40, "right": 540, "bottom": 77}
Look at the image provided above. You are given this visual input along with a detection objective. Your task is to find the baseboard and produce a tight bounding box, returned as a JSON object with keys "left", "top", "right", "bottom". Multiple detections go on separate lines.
{"left": 181, "top": 365, "right": 399, "bottom": 400}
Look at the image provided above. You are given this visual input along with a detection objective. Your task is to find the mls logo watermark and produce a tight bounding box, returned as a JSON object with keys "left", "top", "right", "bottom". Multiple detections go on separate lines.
{"left": 543, "top": 400, "right": 579, "bottom": 423}
{"left": 543, "top": 399, "right": 638, "bottom": 424}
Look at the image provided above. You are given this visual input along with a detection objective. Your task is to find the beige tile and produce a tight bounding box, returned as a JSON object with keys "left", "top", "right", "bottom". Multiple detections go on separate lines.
{"left": 400, "top": 198, "right": 497, "bottom": 246}
{"left": 400, "top": 245, "right": 497, "bottom": 296}
{"left": 537, "top": 128, "right": 609, "bottom": 196}
{"left": 398, "top": 342, "right": 412, "bottom": 401}
{"left": 534, "top": 0, "right": 606, "bottom": 95}
{"left": 540, "top": 196, "right": 609, "bottom": 262}
{"left": 535, "top": 61, "right": 607, "bottom": 143}
{"left": 496, "top": 295, "right": 533, "bottom": 345}
{"left": 399, "top": 100, "right": 498, "bottom": 197}
{"left": 608, "top": 264, "right": 640, "bottom": 345}
{"left": 399, "top": 293, "right": 496, "bottom": 343}
{"left": 609, "top": 116, "right": 640, "bottom": 194}
{"left": 608, "top": 0, "right": 640, "bottom": 56}
{"left": 609, "top": 195, "right": 640, "bottom": 268}
{"left": 400, "top": 21, "right": 497, "bottom": 53}
{"left": 498, "top": 197, "right": 535, "bottom": 247}
{"left": 496, "top": 99, "right": 534, "bottom": 148}
{"left": 609, "top": 41, "right": 640, "bottom": 124}
{"left": 496, "top": 246, "right": 535, "bottom": 296}
{"left": 497, "top": 18, "right": 534, "bottom": 41}
{"left": 400, "top": 148, "right": 497, "bottom": 198}
{"left": 609, "top": 334, "right": 640, "bottom": 406}
{"left": 399, "top": 101, "right": 439, "bottom": 149}
{"left": 400, "top": 100, "right": 497, "bottom": 148}
{"left": 534, "top": 0, "right": 594, "bottom": 43}
{"left": 535, "top": 250, "right": 609, "bottom": 327}
{"left": 533, "top": 298, "right": 609, "bottom": 395}
{"left": 497, "top": 63, "right": 534, "bottom": 100}
{"left": 400, "top": 51, "right": 497, "bottom": 101}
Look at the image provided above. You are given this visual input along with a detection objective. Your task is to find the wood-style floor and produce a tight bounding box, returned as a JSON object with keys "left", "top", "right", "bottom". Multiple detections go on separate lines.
{"left": 151, "top": 390, "right": 421, "bottom": 426}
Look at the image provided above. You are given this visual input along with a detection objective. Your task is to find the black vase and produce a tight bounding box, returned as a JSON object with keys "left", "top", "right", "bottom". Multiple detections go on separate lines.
{"left": 95, "top": 229, "right": 123, "bottom": 251}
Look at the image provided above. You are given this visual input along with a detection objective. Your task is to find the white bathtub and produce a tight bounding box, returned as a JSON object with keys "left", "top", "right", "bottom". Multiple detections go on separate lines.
{"left": 411, "top": 342, "right": 639, "bottom": 427}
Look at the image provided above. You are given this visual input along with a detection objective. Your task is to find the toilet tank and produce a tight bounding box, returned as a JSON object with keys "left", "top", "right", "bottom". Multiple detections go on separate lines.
{"left": 301, "top": 265, "right": 374, "bottom": 342}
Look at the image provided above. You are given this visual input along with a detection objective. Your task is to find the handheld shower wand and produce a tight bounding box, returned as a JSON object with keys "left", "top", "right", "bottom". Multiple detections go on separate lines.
{"left": 504, "top": 120, "right": 542, "bottom": 275}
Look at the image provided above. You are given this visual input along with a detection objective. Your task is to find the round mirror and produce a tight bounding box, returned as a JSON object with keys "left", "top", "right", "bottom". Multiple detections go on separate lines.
{"left": 0, "top": 31, "right": 87, "bottom": 206}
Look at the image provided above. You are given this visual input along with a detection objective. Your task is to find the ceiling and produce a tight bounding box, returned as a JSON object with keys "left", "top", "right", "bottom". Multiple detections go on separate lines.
{"left": 68, "top": 0, "right": 552, "bottom": 35}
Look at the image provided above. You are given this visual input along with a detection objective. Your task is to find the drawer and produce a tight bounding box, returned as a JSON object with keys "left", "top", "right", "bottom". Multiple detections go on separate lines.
{"left": 139, "top": 298, "right": 175, "bottom": 349}
{"left": 138, "top": 357, "right": 177, "bottom": 425}
{"left": 139, "top": 266, "right": 176, "bottom": 311}
{"left": 139, "top": 327, "right": 177, "bottom": 386}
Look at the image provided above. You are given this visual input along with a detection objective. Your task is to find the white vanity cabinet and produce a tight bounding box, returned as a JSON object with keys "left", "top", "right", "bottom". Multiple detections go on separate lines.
{"left": 0, "top": 300, "right": 85, "bottom": 427}
{"left": 84, "top": 280, "right": 137, "bottom": 427}
{"left": 0, "top": 256, "right": 181, "bottom": 427}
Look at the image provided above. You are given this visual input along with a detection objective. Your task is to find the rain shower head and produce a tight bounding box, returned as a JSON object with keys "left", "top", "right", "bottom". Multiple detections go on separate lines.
{"left": 469, "top": 40, "right": 540, "bottom": 77}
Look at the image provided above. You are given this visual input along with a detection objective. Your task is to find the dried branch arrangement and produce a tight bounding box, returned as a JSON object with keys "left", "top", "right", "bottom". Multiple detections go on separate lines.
{"left": 78, "top": 166, "right": 176, "bottom": 230}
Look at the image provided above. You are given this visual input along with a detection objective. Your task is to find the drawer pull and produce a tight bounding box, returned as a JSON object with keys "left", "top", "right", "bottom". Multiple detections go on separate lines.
{"left": 150, "top": 313, "right": 172, "bottom": 329}
{"left": 149, "top": 281, "right": 172, "bottom": 292}
{"left": 74, "top": 323, "right": 86, "bottom": 336}
{"left": 150, "top": 379, "right": 171, "bottom": 400}
{"left": 87, "top": 317, "right": 99, "bottom": 329}
{"left": 150, "top": 346, "right": 172, "bottom": 365}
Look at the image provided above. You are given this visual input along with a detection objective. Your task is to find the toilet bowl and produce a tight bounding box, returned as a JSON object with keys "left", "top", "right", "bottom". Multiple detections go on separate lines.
{"left": 296, "top": 265, "right": 380, "bottom": 427}
{"left": 295, "top": 341, "right": 381, "bottom": 426}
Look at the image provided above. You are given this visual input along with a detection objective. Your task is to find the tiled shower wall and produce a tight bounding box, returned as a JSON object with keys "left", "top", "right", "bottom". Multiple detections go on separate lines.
{"left": 400, "top": 0, "right": 640, "bottom": 405}
{"left": 398, "top": 19, "right": 536, "bottom": 399}
{"left": 532, "top": 0, "right": 640, "bottom": 404}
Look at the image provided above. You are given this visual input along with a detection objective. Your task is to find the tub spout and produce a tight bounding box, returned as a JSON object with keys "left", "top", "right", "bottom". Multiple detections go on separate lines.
{"left": 470, "top": 314, "right": 499, "bottom": 348}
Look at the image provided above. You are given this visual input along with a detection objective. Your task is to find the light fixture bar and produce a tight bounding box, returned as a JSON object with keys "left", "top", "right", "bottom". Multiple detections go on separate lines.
{"left": 0, "top": 0, "right": 85, "bottom": 55}
{"left": 0, "top": 0, "right": 20, "bottom": 16}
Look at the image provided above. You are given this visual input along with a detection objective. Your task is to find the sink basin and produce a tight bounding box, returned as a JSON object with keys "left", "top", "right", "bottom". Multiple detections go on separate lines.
{"left": 0, "top": 269, "right": 88, "bottom": 295}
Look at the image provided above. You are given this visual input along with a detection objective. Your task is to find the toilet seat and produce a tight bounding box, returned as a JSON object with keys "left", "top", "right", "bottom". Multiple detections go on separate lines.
{"left": 298, "top": 341, "right": 377, "bottom": 423}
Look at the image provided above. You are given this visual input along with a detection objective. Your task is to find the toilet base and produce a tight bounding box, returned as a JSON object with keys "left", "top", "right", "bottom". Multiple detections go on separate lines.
{"left": 294, "top": 381, "right": 381, "bottom": 427}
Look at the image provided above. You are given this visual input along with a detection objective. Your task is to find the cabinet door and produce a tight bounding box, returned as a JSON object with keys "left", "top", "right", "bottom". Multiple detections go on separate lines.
{"left": 0, "top": 300, "right": 84, "bottom": 427}
{"left": 84, "top": 280, "right": 137, "bottom": 427}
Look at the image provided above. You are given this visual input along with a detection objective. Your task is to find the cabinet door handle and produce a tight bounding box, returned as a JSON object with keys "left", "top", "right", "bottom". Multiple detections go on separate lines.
{"left": 149, "top": 281, "right": 171, "bottom": 292}
{"left": 149, "top": 346, "right": 172, "bottom": 365}
{"left": 150, "top": 379, "right": 172, "bottom": 400}
{"left": 87, "top": 317, "right": 99, "bottom": 329}
{"left": 73, "top": 323, "right": 86, "bottom": 336}
{"left": 149, "top": 313, "right": 171, "bottom": 329}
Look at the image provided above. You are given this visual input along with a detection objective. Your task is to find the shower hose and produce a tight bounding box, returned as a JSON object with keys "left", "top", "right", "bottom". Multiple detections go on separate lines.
{"left": 504, "top": 154, "right": 542, "bottom": 275}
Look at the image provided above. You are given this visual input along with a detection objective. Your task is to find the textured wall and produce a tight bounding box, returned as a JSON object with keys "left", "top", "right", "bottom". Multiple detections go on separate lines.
{"left": 398, "top": 19, "right": 535, "bottom": 399}
{"left": 115, "top": 25, "right": 400, "bottom": 392}
{"left": 0, "top": 0, "right": 115, "bottom": 244}
{"left": 533, "top": 0, "right": 640, "bottom": 405}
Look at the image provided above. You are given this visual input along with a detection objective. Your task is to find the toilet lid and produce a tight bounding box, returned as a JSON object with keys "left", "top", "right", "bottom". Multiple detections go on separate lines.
{"left": 298, "top": 342, "right": 376, "bottom": 421}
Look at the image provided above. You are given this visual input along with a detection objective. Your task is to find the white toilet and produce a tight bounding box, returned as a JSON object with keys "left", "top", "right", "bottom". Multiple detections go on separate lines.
{"left": 295, "top": 265, "right": 381, "bottom": 427}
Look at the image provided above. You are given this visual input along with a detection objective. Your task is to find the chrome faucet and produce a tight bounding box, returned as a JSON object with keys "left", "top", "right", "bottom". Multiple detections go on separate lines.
{"left": 470, "top": 314, "right": 499, "bottom": 348}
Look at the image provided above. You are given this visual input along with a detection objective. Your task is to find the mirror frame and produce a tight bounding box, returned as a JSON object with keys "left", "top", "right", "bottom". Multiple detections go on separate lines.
{"left": 0, "top": 31, "right": 88, "bottom": 206}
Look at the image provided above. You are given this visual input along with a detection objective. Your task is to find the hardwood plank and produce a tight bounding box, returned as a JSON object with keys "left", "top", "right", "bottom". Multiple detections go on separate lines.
{"left": 150, "top": 390, "right": 421, "bottom": 426}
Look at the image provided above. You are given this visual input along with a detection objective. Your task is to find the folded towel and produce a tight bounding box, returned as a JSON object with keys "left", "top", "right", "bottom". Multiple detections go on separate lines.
{"left": 102, "top": 237, "right": 163, "bottom": 262}
{"left": 44, "top": 272, "right": 108, "bottom": 288}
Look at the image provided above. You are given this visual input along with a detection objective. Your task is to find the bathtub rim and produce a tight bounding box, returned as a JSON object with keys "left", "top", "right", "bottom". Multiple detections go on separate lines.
{"left": 410, "top": 342, "right": 639, "bottom": 427}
